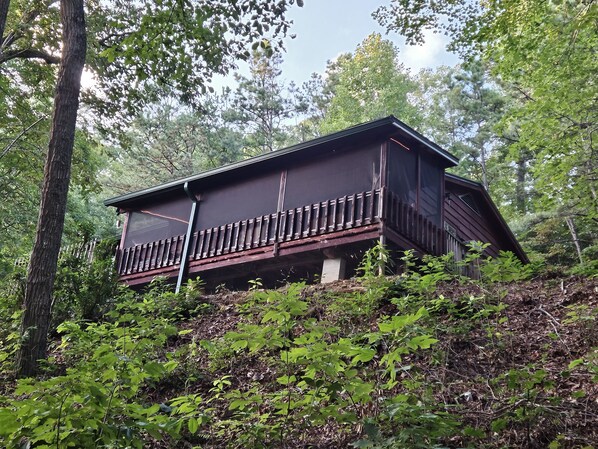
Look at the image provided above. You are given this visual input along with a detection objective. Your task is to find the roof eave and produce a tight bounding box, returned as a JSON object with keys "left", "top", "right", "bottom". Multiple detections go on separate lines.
{"left": 105, "top": 116, "right": 458, "bottom": 208}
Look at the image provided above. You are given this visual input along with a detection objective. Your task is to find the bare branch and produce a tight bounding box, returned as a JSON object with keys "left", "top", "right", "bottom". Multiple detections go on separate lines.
{"left": 0, "top": 115, "right": 47, "bottom": 160}
{"left": 0, "top": 48, "right": 61, "bottom": 64}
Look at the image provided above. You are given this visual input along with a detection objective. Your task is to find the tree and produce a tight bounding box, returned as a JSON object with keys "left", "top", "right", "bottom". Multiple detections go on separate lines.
{"left": 375, "top": 0, "right": 597, "bottom": 268}
{"left": 319, "top": 33, "right": 420, "bottom": 134}
{"left": 291, "top": 72, "right": 333, "bottom": 141}
{"left": 1, "top": 0, "right": 301, "bottom": 376}
{"left": 414, "top": 61, "right": 508, "bottom": 191}
{"left": 10, "top": 0, "right": 87, "bottom": 377}
{"left": 225, "top": 50, "right": 294, "bottom": 155}
{"left": 107, "top": 98, "right": 244, "bottom": 194}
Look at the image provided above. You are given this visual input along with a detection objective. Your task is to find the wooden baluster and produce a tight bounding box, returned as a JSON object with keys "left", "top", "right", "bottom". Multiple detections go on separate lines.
{"left": 133, "top": 246, "right": 141, "bottom": 273}
{"left": 132, "top": 245, "right": 140, "bottom": 273}
{"left": 160, "top": 239, "right": 169, "bottom": 266}
{"left": 189, "top": 232, "right": 198, "bottom": 259}
{"left": 350, "top": 193, "right": 357, "bottom": 227}
{"left": 134, "top": 245, "right": 143, "bottom": 273}
{"left": 330, "top": 199, "right": 337, "bottom": 231}
{"left": 148, "top": 242, "right": 156, "bottom": 270}
{"left": 216, "top": 225, "right": 225, "bottom": 255}
{"left": 295, "top": 207, "right": 302, "bottom": 238}
{"left": 143, "top": 244, "right": 151, "bottom": 272}
{"left": 196, "top": 231, "right": 205, "bottom": 259}
{"left": 279, "top": 211, "right": 287, "bottom": 242}
{"left": 252, "top": 217, "right": 260, "bottom": 247}
{"left": 203, "top": 229, "right": 212, "bottom": 258}
{"left": 154, "top": 239, "right": 163, "bottom": 268}
{"left": 340, "top": 196, "right": 347, "bottom": 229}
{"left": 226, "top": 223, "right": 235, "bottom": 253}
{"left": 302, "top": 205, "right": 310, "bottom": 236}
{"left": 127, "top": 247, "right": 136, "bottom": 274}
{"left": 271, "top": 212, "right": 279, "bottom": 244}
{"left": 360, "top": 192, "right": 367, "bottom": 226}
{"left": 285, "top": 210, "right": 293, "bottom": 241}
{"left": 247, "top": 218, "right": 254, "bottom": 248}
{"left": 209, "top": 227, "right": 218, "bottom": 257}
{"left": 263, "top": 215, "right": 270, "bottom": 244}
{"left": 236, "top": 221, "right": 245, "bottom": 250}
{"left": 129, "top": 247, "right": 136, "bottom": 274}
{"left": 119, "top": 248, "right": 128, "bottom": 275}
{"left": 117, "top": 248, "right": 125, "bottom": 275}
{"left": 231, "top": 223, "right": 240, "bottom": 252}
{"left": 321, "top": 200, "right": 329, "bottom": 233}
{"left": 173, "top": 237, "right": 181, "bottom": 264}
{"left": 369, "top": 190, "right": 376, "bottom": 223}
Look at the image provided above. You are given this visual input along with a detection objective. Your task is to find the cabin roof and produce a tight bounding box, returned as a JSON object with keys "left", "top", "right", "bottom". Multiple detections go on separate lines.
{"left": 445, "top": 173, "right": 529, "bottom": 263}
{"left": 105, "top": 115, "right": 458, "bottom": 209}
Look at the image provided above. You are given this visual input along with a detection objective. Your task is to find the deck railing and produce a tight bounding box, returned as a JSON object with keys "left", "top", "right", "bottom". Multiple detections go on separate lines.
{"left": 116, "top": 188, "right": 445, "bottom": 276}
{"left": 382, "top": 190, "right": 444, "bottom": 255}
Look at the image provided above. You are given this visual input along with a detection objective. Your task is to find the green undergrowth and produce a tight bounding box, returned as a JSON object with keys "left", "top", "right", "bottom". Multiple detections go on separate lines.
{"left": 0, "top": 245, "right": 596, "bottom": 448}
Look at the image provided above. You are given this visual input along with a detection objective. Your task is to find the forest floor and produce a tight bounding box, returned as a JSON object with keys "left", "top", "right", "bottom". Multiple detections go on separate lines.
{"left": 143, "top": 273, "right": 598, "bottom": 448}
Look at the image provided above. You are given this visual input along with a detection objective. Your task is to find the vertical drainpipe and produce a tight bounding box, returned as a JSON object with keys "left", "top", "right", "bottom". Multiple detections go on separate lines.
{"left": 176, "top": 182, "right": 199, "bottom": 293}
{"left": 115, "top": 209, "right": 130, "bottom": 274}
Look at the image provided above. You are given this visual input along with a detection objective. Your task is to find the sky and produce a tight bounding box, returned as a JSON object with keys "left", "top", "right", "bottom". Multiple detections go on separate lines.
{"left": 213, "top": 0, "right": 459, "bottom": 90}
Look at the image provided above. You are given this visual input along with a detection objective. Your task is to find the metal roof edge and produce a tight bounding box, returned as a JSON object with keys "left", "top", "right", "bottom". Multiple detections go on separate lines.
{"left": 391, "top": 121, "right": 459, "bottom": 166}
{"left": 105, "top": 116, "right": 458, "bottom": 207}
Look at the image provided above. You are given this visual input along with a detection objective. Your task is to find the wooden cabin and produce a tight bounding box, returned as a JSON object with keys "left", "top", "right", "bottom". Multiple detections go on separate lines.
{"left": 105, "top": 116, "right": 527, "bottom": 288}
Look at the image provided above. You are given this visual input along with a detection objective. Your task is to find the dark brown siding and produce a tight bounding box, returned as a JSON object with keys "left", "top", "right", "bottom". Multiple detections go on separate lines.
{"left": 444, "top": 183, "right": 504, "bottom": 258}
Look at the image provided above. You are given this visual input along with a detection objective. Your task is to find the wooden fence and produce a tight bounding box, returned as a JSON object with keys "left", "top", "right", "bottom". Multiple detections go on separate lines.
{"left": 13, "top": 240, "right": 99, "bottom": 268}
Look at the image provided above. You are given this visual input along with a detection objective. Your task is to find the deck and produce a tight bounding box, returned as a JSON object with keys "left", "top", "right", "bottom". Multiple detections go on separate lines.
{"left": 116, "top": 188, "right": 445, "bottom": 283}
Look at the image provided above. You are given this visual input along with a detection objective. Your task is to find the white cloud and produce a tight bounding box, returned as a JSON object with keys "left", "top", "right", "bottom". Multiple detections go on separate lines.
{"left": 400, "top": 30, "right": 456, "bottom": 71}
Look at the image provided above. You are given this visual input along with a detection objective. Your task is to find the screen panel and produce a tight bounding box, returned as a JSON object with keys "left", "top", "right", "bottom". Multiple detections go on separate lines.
{"left": 124, "top": 196, "right": 191, "bottom": 248}
{"left": 196, "top": 171, "right": 280, "bottom": 230}
{"left": 420, "top": 155, "right": 442, "bottom": 225}
{"left": 283, "top": 145, "right": 380, "bottom": 210}
{"left": 387, "top": 142, "right": 417, "bottom": 207}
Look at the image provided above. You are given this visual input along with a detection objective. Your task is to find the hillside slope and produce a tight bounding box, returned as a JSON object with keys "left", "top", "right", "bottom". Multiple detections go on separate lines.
{"left": 155, "top": 272, "right": 598, "bottom": 448}
{"left": 1, "top": 263, "right": 597, "bottom": 449}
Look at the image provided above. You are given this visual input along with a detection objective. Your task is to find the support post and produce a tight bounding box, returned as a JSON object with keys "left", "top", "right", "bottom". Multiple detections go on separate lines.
{"left": 321, "top": 256, "right": 346, "bottom": 283}
{"left": 176, "top": 182, "right": 199, "bottom": 293}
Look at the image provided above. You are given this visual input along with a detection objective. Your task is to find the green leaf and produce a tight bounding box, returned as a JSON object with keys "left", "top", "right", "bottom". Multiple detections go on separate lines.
{"left": 568, "top": 358, "right": 584, "bottom": 370}
{"left": 187, "top": 417, "right": 199, "bottom": 434}
{"left": 276, "top": 375, "right": 296, "bottom": 385}
{"left": 0, "top": 409, "right": 19, "bottom": 435}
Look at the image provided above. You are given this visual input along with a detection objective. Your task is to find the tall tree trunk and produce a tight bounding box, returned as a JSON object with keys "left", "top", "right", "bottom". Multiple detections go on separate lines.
{"left": 565, "top": 216, "right": 584, "bottom": 265}
{"left": 479, "top": 143, "right": 489, "bottom": 191}
{"left": 515, "top": 153, "right": 527, "bottom": 213}
{"left": 16, "top": 0, "right": 86, "bottom": 377}
{"left": 0, "top": 0, "right": 9, "bottom": 45}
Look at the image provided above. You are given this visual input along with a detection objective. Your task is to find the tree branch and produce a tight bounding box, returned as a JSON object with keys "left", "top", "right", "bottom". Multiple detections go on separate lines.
{"left": 0, "top": 115, "right": 47, "bottom": 160}
{"left": 0, "top": 48, "right": 61, "bottom": 64}
{"left": 0, "top": 0, "right": 10, "bottom": 47}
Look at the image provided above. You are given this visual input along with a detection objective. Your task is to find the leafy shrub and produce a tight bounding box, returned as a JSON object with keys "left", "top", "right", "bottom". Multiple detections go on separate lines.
{"left": 0, "top": 281, "right": 209, "bottom": 449}
{"left": 51, "top": 238, "right": 120, "bottom": 329}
